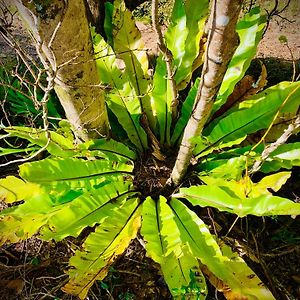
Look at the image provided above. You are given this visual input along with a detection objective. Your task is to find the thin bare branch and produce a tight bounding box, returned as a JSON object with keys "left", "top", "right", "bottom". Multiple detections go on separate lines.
{"left": 0, "top": 138, "right": 50, "bottom": 168}
{"left": 250, "top": 114, "right": 300, "bottom": 174}
{"left": 263, "top": 0, "right": 295, "bottom": 35}
{"left": 0, "top": 28, "right": 39, "bottom": 82}
{"left": 0, "top": 37, "right": 56, "bottom": 168}
{"left": 10, "top": 0, "right": 109, "bottom": 140}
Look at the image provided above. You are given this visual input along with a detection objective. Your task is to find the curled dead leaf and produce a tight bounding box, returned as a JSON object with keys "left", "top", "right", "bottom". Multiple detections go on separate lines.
{"left": 212, "top": 61, "right": 268, "bottom": 121}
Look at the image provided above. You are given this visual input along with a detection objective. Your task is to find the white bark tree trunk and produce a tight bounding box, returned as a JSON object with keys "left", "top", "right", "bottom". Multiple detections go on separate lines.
{"left": 9, "top": 0, "right": 109, "bottom": 141}
{"left": 170, "top": 0, "right": 243, "bottom": 185}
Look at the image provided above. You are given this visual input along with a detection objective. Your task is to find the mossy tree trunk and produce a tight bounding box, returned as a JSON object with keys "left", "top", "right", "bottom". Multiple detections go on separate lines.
{"left": 10, "top": 0, "right": 109, "bottom": 141}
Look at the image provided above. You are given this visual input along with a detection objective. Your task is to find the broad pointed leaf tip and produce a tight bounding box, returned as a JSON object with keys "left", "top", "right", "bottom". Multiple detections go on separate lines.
{"left": 141, "top": 197, "right": 208, "bottom": 298}
{"left": 169, "top": 200, "right": 275, "bottom": 299}
{"left": 214, "top": 6, "right": 267, "bottom": 114}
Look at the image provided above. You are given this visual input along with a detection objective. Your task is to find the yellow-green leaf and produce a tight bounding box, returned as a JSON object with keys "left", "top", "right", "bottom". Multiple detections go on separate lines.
{"left": 250, "top": 172, "right": 291, "bottom": 198}
{"left": 41, "top": 181, "right": 136, "bottom": 241}
{"left": 112, "top": 0, "right": 154, "bottom": 128}
{"left": 170, "top": 200, "right": 274, "bottom": 299}
{"left": 165, "top": 0, "right": 209, "bottom": 88}
{"left": 4, "top": 127, "right": 74, "bottom": 157}
{"left": 63, "top": 198, "right": 141, "bottom": 299}
{"left": 0, "top": 192, "right": 55, "bottom": 245}
{"left": 212, "top": 7, "right": 266, "bottom": 114}
{"left": 219, "top": 242, "right": 275, "bottom": 300}
{"left": 92, "top": 28, "right": 148, "bottom": 151}
{"left": 175, "top": 181, "right": 300, "bottom": 217}
{"left": 19, "top": 157, "right": 133, "bottom": 192}
{"left": 150, "top": 55, "right": 173, "bottom": 145}
{"left": 0, "top": 176, "right": 41, "bottom": 203}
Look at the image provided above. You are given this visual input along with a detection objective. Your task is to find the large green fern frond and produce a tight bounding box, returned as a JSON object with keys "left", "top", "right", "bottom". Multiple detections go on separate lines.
{"left": 63, "top": 198, "right": 141, "bottom": 299}
{"left": 194, "top": 81, "right": 300, "bottom": 157}
{"left": 174, "top": 172, "right": 300, "bottom": 217}
{"left": 19, "top": 157, "right": 133, "bottom": 192}
{"left": 0, "top": 138, "right": 136, "bottom": 245}
{"left": 169, "top": 199, "right": 275, "bottom": 299}
{"left": 92, "top": 27, "right": 148, "bottom": 151}
{"left": 141, "top": 196, "right": 207, "bottom": 299}
{"left": 165, "top": 0, "right": 209, "bottom": 88}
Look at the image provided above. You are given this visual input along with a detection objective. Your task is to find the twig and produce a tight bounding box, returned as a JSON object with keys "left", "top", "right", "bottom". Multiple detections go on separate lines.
{"left": 0, "top": 247, "right": 19, "bottom": 260}
{"left": 224, "top": 216, "right": 240, "bottom": 238}
{"left": 250, "top": 114, "right": 300, "bottom": 174}
{"left": 247, "top": 0, "right": 256, "bottom": 13}
{"left": 151, "top": 0, "right": 178, "bottom": 121}
{"left": 36, "top": 274, "right": 68, "bottom": 281}
{"left": 207, "top": 208, "right": 218, "bottom": 236}
{"left": 37, "top": 278, "right": 69, "bottom": 300}
{"left": 275, "top": 14, "right": 295, "bottom": 23}
{"left": 48, "top": 21, "right": 62, "bottom": 48}
{"left": 263, "top": 0, "right": 279, "bottom": 36}
{"left": 0, "top": 63, "right": 12, "bottom": 125}
{"left": 0, "top": 58, "right": 55, "bottom": 167}
{"left": 278, "top": 0, "right": 292, "bottom": 14}
{"left": 262, "top": 245, "right": 300, "bottom": 257}
{"left": 263, "top": 0, "right": 295, "bottom": 36}
{"left": 0, "top": 24, "right": 40, "bottom": 82}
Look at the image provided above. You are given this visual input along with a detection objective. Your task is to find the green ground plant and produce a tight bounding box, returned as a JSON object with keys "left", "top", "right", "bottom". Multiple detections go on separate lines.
{"left": 1, "top": 0, "right": 300, "bottom": 299}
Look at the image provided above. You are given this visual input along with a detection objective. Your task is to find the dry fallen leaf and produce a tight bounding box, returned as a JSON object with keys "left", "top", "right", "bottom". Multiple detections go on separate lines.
{"left": 0, "top": 279, "right": 25, "bottom": 294}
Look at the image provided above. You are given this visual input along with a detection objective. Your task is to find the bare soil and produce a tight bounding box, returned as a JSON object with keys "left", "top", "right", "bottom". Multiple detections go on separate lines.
{"left": 256, "top": 4, "right": 300, "bottom": 60}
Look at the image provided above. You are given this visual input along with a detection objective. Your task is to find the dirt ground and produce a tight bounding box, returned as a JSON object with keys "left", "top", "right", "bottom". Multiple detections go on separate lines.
{"left": 136, "top": 1, "right": 300, "bottom": 61}
{"left": 1, "top": 1, "right": 300, "bottom": 300}
{"left": 256, "top": 1, "right": 300, "bottom": 60}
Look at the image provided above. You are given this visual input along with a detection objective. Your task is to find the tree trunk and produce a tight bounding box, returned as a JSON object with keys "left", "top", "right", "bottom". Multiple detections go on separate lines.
{"left": 170, "top": 0, "right": 242, "bottom": 185}
{"left": 10, "top": 0, "right": 109, "bottom": 141}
